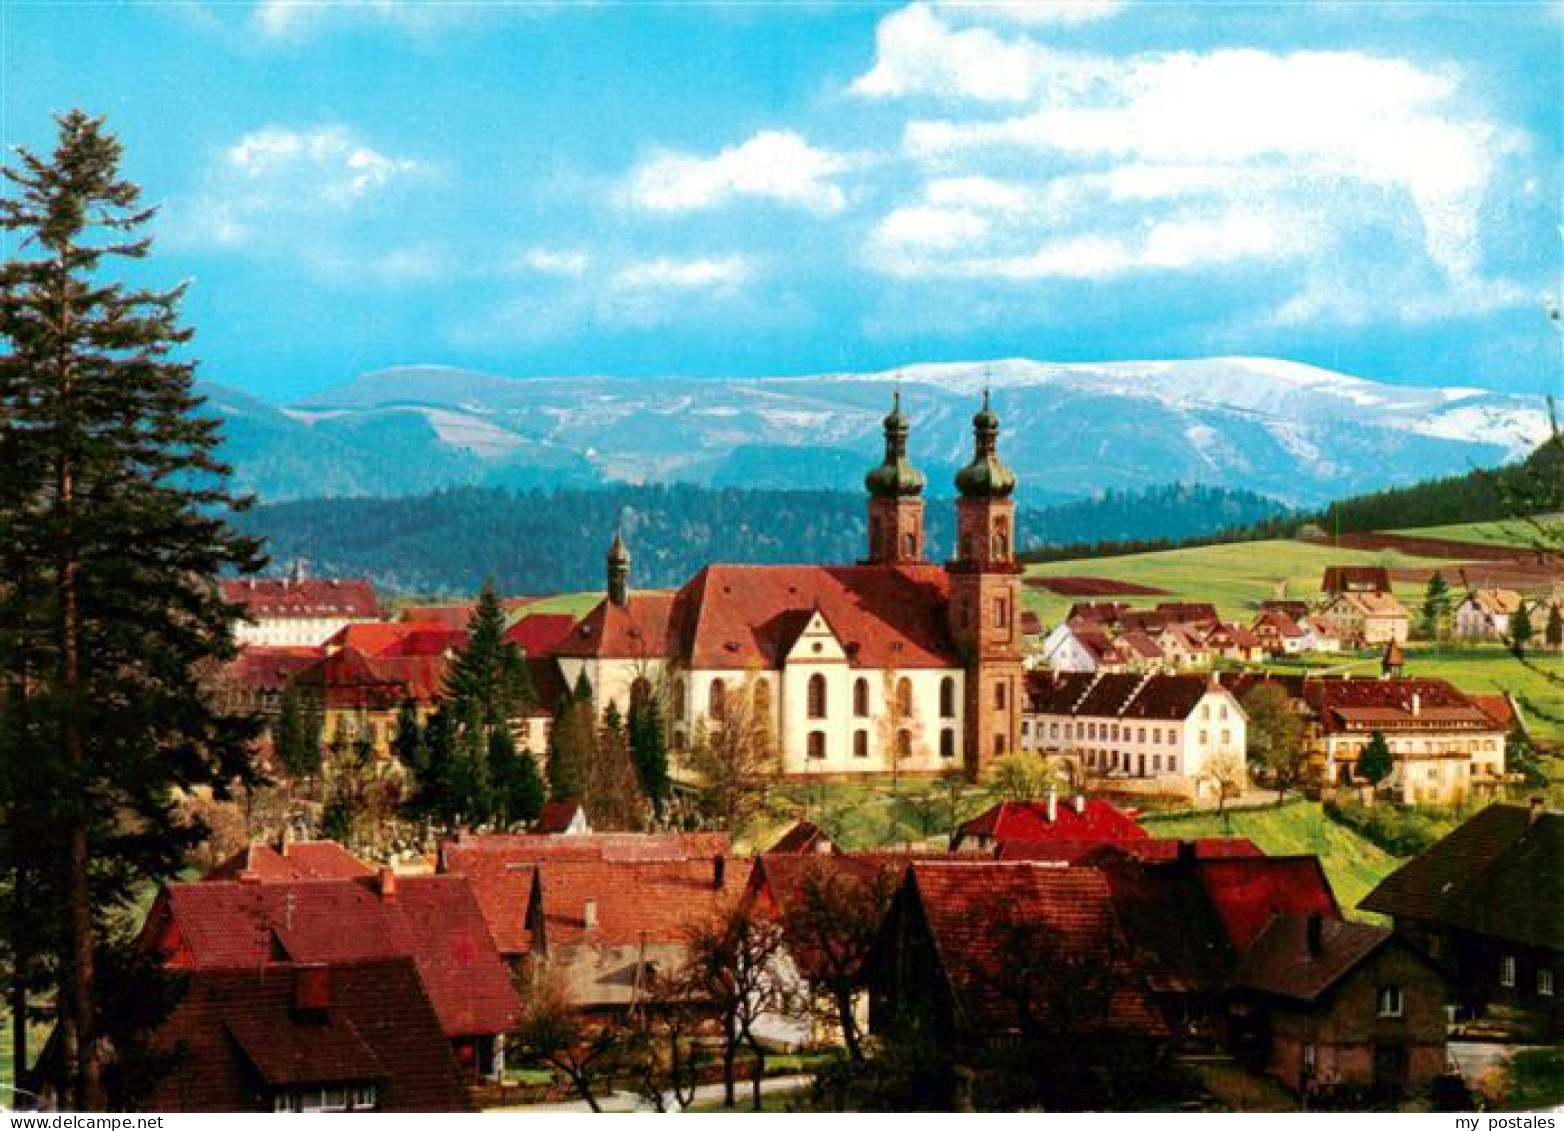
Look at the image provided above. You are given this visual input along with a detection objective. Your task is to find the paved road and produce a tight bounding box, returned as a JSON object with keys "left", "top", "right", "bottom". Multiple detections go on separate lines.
{"left": 486, "top": 1073, "right": 814, "bottom": 1113}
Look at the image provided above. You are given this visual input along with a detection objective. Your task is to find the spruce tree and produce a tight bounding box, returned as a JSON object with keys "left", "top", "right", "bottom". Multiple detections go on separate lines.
{"left": 628, "top": 692, "right": 670, "bottom": 817}
{"left": 1419, "top": 572, "right": 1451, "bottom": 641}
{"left": 1357, "top": 731, "right": 1394, "bottom": 786}
{"left": 488, "top": 725, "right": 545, "bottom": 827}
{"left": 273, "top": 682, "right": 308, "bottom": 778}
{"left": 1508, "top": 602, "right": 1534, "bottom": 659}
{"left": 0, "top": 110, "right": 264, "bottom": 1109}
{"left": 392, "top": 699, "right": 426, "bottom": 777}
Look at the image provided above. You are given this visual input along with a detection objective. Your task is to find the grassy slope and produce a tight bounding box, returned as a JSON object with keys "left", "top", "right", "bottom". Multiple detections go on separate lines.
{"left": 1020, "top": 538, "right": 1456, "bottom": 626}
{"left": 1390, "top": 517, "right": 1563, "bottom": 547}
{"left": 1140, "top": 800, "right": 1399, "bottom": 919}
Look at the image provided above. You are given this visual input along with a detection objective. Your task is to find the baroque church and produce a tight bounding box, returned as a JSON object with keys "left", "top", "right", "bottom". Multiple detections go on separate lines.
{"left": 552, "top": 394, "right": 1024, "bottom": 778}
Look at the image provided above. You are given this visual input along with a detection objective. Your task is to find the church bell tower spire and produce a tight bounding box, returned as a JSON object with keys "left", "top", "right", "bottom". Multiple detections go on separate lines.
{"left": 863, "top": 390, "right": 927, "bottom": 565}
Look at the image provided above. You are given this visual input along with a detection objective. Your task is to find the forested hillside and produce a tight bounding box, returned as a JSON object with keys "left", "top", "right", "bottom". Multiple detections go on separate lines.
{"left": 238, "top": 481, "right": 1288, "bottom": 597}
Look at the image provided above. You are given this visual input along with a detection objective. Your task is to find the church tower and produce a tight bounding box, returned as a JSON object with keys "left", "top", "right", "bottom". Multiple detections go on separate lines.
{"left": 946, "top": 391, "right": 1024, "bottom": 777}
{"left": 606, "top": 531, "right": 631, "bottom": 607}
{"left": 863, "top": 392, "right": 927, "bottom": 565}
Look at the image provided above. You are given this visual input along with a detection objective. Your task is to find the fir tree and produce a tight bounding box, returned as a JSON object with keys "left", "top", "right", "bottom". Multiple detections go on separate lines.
{"left": 488, "top": 725, "right": 545, "bottom": 827}
{"left": 0, "top": 111, "right": 264, "bottom": 1109}
{"left": 414, "top": 707, "right": 459, "bottom": 823}
{"left": 445, "top": 579, "right": 531, "bottom": 727}
{"left": 1419, "top": 572, "right": 1451, "bottom": 641}
{"left": 628, "top": 691, "right": 670, "bottom": 818}
{"left": 392, "top": 699, "right": 426, "bottom": 777}
{"left": 1508, "top": 601, "right": 1534, "bottom": 659}
{"left": 547, "top": 696, "right": 593, "bottom": 803}
{"left": 1357, "top": 731, "right": 1394, "bottom": 786}
{"left": 273, "top": 682, "right": 310, "bottom": 779}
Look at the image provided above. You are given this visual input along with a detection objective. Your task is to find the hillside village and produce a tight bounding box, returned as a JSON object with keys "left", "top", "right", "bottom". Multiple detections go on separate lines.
{"left": 41, "top": 397, "right": 1549, "bottom": 1113}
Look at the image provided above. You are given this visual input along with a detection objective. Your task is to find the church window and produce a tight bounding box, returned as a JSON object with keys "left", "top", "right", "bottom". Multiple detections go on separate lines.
{"left": 672, "top": 678, "right": 686, "bottom": 718}
{"left": 993, "top": 733, "right": 1007, "bottom": 757}
{"left": 939, "top": 677, "right": 956, "bottom": 718}
{"left": 991, "top": 519, "right": 1009, "bottom": 560}
{"left": 896, "top": 677, "right": 914, "bottom": 717}
{"left": 708, "top": 679, "right": 727, "bottom": 721}
{"left": 993, "top": 598, "right": 1008, "bottom": 629}
{"left": 853, "top": 678, "right": 870, "bottom": 717}
{"left": 896, "top": 729, "right": 913, "bottom": 758}
{"left": 807, "top": 731, "right": 827, "bottom": 760}
{"left": 808, "top": 673, "right": 828, "bottom": 719}
{"left": 853, "top": 730, "right": 869, "bottom": 758}
{"left": 902, "top": 532, "right": 917, "bottom": 558}
{"left": 940, "top": 730, "right": 956, "bottom": 759}
{"left": 994, "top": 681, "right": 1007, "bottom": 710}
{"left": 630, "top": 677, "right": 653, "bottom": 706}
{"left": 870, "top": 516, "right": 883, "bottom": 550}
{"left": 753, "top": 679, "right": 771, "bottom": 716}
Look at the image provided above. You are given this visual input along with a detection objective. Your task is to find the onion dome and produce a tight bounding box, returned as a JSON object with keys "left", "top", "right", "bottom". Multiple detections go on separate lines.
{"left": 955, "top": 389, "right": 1017, "bottom": 498}
{"left": 865, "top": 391, "right": 926, "bottom": 498}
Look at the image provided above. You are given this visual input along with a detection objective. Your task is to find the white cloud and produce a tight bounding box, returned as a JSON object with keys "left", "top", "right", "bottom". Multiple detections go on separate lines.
{"left": 613, "top": 256, "right": 750, "bottom": 289}
{"left": 627, "top": 130, "right": 851, "bottom": 214}
{"left": 224, "top": 125, "right": 423, "bottom": 206}
{"left": 848, "top": 6, "right": 1537, "bottom": 325}
{"left": 852, "top": 3, "right": 1111, "bottom": 102}
{"left": 251, "top": 0, "right": 483, "bottom": 38}
{"left": 521, "top": 248, "right": 591, "bottom": 276}
{"left": 933, "top": 0, "right": 1125, "bottom": 25}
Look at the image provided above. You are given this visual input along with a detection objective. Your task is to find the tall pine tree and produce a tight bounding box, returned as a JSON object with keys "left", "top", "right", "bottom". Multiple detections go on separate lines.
{"left": 0, "top": 111, "right": 264, "bottom": 1108}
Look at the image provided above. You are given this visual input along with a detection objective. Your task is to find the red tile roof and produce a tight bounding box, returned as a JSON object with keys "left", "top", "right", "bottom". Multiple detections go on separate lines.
{"left": 503, "top": 613, "right": 579, "bottom": 656}
{"left": 1301, "top": 677, "right": 1495, "bottom": 735}
{"left": 764, "top": 820, "right": 835, "bottom": 855}
{"left": 151, "top": 875, "right": 520, "bottom": 1038}
{"left": 1234, "top": 914, "right": 1396, "bottom": 1004}
{"left": 1195, "top": 857, "right": 1339, "bottom": 950}
{"left": 1470, "top": 694, "right": 1516, "bottom": 730}
{"left": 530, "top": 858, "right": 755, "bottom": 949}
{"left": 996, "top": 837, "right": 1262, "bottom": 863}
{"left": 900, "top": 862, "right": 1166, "bottom": 1036}
{"left": 294, "top": 647, "right": 449, "bottom": 709}
{"left": 1025, "top": 671, "right": 1231, "bottom": 722}
{"left": 145, "top": 958, "right": 470, "bottom": 1112}
{"left": 323, "top": 622, "right": 415, "bottom": 655}
{"left": 400, "top": 604, "right": 476, "bottom": 629}
{"left": 534, "top": 800, "right": 587, "bottom": 834}
{"left": 382, "top": 628, "right": 469, "bottom": 658}
{"left": 220, "top": 646, "right": 326, "bottom": 692}
{"left": 223, "top": 577, "right": 381, "bottom": 620}
{"left": 204, "top": 841, "right": 374, "bottom": 882}
{"left": 1321, "top": 566, "right": 1391, "bottom": 594}
{"left": 554, "top": 563, "right": 963, "bottom": 669}
{"left": 953, "top": 799, "right": 1148, "bottom": 849}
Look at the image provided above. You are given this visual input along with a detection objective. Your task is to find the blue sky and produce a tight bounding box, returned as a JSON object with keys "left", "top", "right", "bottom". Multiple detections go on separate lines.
{"left": 6, "top": 0, "right": 1562, "bottom": 402}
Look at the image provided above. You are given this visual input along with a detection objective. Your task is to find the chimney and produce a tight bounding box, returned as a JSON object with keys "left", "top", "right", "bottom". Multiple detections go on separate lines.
{"left": 1531, "top": 796, "right": 1546, "bottom": 824}
{"left": 1046, "top": 788, "right": 1057, "bottom": 823}
{"left": 714, "top": 856, "right": 727, "bottom": 890}
{"left": 1306, "top": 912, "right": 1325, "bottom": 959}
{"left": 378, "top": 866, "right": 398, "bottom": 900}
{"left": 583, "top": 898, "right": 598, "bottom": 931}
{"left": 293, "top": 963, "right": 330, "bottom": 1016}
{"left": 1073, "top": 794, "right": 1086, "bottom": 816}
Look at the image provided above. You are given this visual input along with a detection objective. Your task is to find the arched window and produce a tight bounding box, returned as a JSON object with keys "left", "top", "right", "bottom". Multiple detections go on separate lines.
{"left": 752, "top": 678, "right": 771, "bottom": 718}
{"left": 993, "top": 733, "right": 1007, "bottom": 757}
{"left": 853, "top": 677, "right": 870, "bottom": 717}
{"left": 895, "top": 677, "right": 914, "bottom": 718}
{"left": 807, "top": 673, "right": 828, "bottom": 719}
{"left": 896, "top": 729, "right": 913, "bottom": 758}
{"left": 902, "top": 532, "right": 917, "bottom": 558}
{"left": 672, "top": 677, "right": 686, "bottom": 718}
{"left": 940, "top": 730, "right": 956, "bottom": 759}
{"left": 853, "top": 730, "right": 869, "bottom": 758}
{"left": 807, "top": 731, "right": 827, "bottom": 760}
{"left": 992, "top": 518, "right": 1009, "bottom": 561}
{"left": 630, "top": 676, "right": 653, "bottom": 706}
{"left": 939, "top": 677, "right": 956, "bottom": 719}
{"left": 869, "top": 516, "right": 882, "bottom": 548}
{"left": 708, "top": 678, "right": 727, "bottom": 721}
{"left": 994, "top": 681, "right": 1007, "bottom": 710}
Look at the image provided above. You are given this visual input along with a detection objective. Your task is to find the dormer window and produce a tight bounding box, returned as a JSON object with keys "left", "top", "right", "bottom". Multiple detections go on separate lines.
{"left": 1376, "top": 985, "right": 1403, "bottom": 1018}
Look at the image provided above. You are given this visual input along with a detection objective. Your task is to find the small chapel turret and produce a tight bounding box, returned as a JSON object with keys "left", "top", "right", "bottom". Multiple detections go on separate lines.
{"left": 606, "top": 531, "right": 631, "bottom": 607}
{"left": 863, "top": 391, "right": 927, "bottom": 565}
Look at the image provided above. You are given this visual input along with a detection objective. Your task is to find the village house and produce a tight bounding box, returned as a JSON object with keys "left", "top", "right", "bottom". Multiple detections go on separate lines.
{"left": 1251, "top": 609, "right": 1308, "bottom": 655}
{"left": 1300, "top": 677, "right": 1506, "bottom": 800}
{"left": 140, "top": 870, "right": 523, "bottom": 1081}
{"left": 552, "top": 394, "right": 1027, "bottom": 779}
{"left": 1453, "top": 588, "right": 1524, "bottom": 640}
{"left": 1321, "top": 566, "right": 1392, "bottom": 596}
{"left": 291, "top": 646, "right": 448, "bottom": 759}
{"left": 139, "top": 958, "right": 473, "bottom": 1113}
{"left": 1313, "top": 590, "right": 1411, "bottom": 646}
{"left": 1362, "top": 801, "right": 1562, "bottom": 1040}
{"left": 1021, "top": 672, "right": 1249, "bottom": 800}
{"left": 223, "top": 570, "right": 382, "bottom": 648}
{"left": 1231, "top": 912, "right": 1451, "bottom": 1099}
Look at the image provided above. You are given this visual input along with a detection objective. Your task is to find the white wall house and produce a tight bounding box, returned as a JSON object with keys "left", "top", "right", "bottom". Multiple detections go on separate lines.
{"left": 1022, "top": 672, "right": 1248, "bottom": 801}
